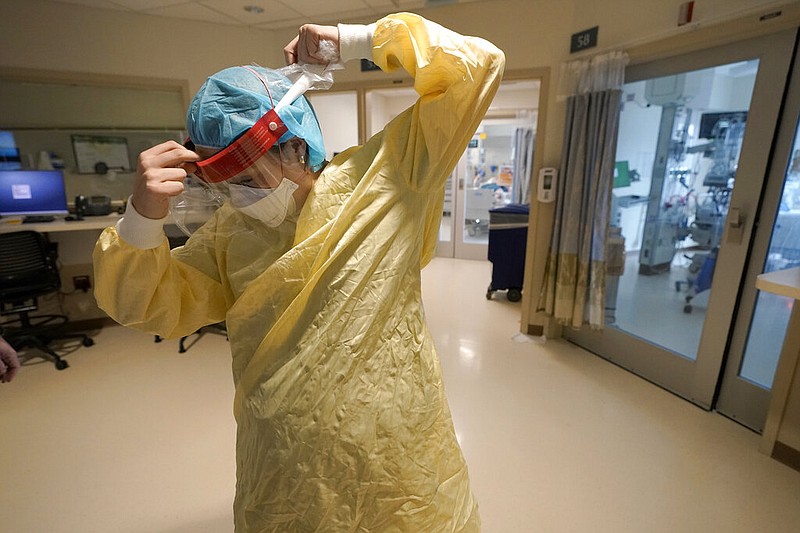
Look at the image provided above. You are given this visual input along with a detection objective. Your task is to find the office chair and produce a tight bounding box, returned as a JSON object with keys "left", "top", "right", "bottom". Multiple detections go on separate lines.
{"left": 0, "top": 230, "right": 94, "bottom": 370}
{"left": 155, "top": 323, "right": 228, "bottom": 353}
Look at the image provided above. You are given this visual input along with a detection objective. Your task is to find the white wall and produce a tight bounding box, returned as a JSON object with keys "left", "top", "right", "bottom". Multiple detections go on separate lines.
{"left": 307, "top": 91, "right": 360, "bottom": 160}
{"left": 366, "top": 89, "right": 417, "bottom": 137}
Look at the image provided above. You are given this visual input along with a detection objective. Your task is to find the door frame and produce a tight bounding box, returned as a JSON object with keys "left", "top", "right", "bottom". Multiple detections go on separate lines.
{"left": 565, "top": 28, "right": 798, "bottom": 409}
{"left": 451, "top": 111, "right": 540, "bottom": 260}
{"left": 716, "top": 29, "right": 800, "bottom": 431}
{"left": 328, "top": 69, "right": 549, "bottom": 262}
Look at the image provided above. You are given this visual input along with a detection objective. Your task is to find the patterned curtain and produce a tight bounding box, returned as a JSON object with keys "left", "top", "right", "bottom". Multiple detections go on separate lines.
{"left": 538, "top": 51, "right": 628, "bottom": 330}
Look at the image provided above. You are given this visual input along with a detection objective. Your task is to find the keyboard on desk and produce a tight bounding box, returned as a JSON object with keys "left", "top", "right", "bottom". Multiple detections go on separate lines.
{"left": 22, "top": 215, "right": 56, "bottom": 223}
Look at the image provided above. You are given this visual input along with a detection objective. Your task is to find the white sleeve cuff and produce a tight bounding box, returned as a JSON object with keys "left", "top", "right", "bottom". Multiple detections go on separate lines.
{"left": 116, "top": 196, "right": 167, "bottom": 250}
{"left": 338, "top": 23, "right": 375, "bottom": 63}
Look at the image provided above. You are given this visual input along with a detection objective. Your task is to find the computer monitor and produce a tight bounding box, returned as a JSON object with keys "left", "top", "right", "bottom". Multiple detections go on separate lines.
{"left": 0, "top": 131, "right": 22, "bottom": 171}
{"left": 0, "top": 170, "right": 69, "bottom": 217}
{"left": 614, "top": 161, "right": 632, "bottom": 188}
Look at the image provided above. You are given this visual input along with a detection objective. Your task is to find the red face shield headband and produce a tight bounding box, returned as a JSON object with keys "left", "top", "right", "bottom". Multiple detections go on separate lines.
{"left": 191, "top": 109, "right": 289, "bottom": 183}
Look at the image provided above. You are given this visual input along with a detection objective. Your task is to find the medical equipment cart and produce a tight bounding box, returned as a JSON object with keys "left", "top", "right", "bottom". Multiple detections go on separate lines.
{"left": 486, "top": 203, "right": 529, "bottom": 302}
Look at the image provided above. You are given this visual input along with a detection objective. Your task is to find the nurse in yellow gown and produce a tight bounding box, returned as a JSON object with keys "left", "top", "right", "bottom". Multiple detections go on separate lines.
{"left": 94, "top": 13, "right": 504, "bottom": 532}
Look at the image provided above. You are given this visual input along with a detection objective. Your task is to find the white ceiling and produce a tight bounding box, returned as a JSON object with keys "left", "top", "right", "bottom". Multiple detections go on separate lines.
{"left": 46, "top": 0, "right": 493, "bottom": 30}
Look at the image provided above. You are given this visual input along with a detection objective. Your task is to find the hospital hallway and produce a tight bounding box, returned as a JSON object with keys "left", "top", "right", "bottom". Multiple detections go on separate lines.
{"left": 1, "top": 257, "right": 799, "bottom": 533}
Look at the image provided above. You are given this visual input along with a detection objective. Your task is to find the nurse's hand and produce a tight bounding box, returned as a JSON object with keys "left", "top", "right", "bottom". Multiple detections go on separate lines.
{"left": 132, "top": 141, "right": 199, "bottom": 220}
{"left": 284, "top": 24, "right": 339, "bottom": 65}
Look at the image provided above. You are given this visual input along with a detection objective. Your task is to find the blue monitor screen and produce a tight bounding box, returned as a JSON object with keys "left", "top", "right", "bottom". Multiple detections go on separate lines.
{"left": 0, "top": 170, "right": 69, "bottom": 216}
{"left": 0, "top": 131, "right": 21, "bottom": 171}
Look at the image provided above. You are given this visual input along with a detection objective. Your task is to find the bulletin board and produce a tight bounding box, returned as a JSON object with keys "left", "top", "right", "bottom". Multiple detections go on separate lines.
{"left": 71, "top": 135, "right": 132, "bottom": 174}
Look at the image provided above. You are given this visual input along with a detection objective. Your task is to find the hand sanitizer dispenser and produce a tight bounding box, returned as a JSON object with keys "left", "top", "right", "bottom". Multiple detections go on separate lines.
{"left": 537, "top": 167, "right": 557, "bottom": 203}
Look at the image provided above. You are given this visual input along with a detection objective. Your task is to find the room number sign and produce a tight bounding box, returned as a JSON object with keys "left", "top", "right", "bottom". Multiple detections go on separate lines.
{"left": 571, "top": 26, "right": 598, "bottom": 54}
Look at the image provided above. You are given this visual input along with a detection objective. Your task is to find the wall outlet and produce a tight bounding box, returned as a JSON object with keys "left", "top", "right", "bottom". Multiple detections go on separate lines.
{"left": 73, "top": 275, "right": 91, "bottom": 292}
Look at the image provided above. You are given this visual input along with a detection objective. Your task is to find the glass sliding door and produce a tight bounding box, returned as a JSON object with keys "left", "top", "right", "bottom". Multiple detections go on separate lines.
{"left": 716, "top": 37, "right": 800, "bottom": 430}
{"left": 455, "top": 116, "right": 537, "bottom": 259}
{"left": 742, "top": 144, "right": 800, "bottom": 388}
{"left": 608, "top": 63, "right": 753, "bottom": 360}
{"left": 565, "top": 30, "right": 797, "bottom": 409}
{"left": 453, "top": 79, "right": 539, "bottom": 260}
{"left": 364, "top": 80, "right": 539, "bottom": 260}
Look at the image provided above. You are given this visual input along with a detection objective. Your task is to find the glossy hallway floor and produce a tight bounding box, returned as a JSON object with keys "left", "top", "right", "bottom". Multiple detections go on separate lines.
{"left": 1, "top": 257, "right": 799, "bottom": 533}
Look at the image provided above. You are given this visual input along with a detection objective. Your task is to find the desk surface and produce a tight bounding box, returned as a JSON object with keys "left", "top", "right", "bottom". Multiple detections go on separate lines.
{"left": 0, "top": 214, "right": 121, "bottom": 234}
{"left": 756, "top": 267, "right": 800, "bottom": 301}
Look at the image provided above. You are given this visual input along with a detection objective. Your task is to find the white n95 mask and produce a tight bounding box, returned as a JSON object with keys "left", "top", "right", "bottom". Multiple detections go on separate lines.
{"left": 229, "top": 178, "right": 299, "bottom": 227}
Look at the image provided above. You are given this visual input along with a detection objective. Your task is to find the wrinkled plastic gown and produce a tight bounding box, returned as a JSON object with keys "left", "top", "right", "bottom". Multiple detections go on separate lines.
{"left": 93, "top": 13, "right": 505, "bottom": 532}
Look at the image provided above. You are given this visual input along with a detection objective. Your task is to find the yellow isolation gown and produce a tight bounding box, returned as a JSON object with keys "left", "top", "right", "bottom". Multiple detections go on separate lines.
{"left": 94, "top": 13, "right": 504, "bottom": 532}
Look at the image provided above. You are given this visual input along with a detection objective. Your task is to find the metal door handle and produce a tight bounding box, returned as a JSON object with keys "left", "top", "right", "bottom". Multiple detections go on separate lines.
{"left": 728, "top": 207, "right": 743, "bottom": 228}
{"left": 726, "top": 206, "right": 745, "bottom": 244}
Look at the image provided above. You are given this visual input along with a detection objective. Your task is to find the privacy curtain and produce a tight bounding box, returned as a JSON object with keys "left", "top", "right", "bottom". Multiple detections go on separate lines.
{"left": 538, "top": 51, "right": 627, "bottom": 329}
{"left": 511, "top": 127, "right": 535, "bottom": 204}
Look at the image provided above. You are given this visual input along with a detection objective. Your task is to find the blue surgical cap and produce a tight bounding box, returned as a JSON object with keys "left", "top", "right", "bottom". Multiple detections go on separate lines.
{"left": 186, "top": 65, "right": 326, "bottom": 172}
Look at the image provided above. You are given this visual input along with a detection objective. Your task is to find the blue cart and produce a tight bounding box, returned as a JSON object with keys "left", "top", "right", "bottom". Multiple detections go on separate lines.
{"left": 486, "top": 203, "right": 529, "bottom": 302}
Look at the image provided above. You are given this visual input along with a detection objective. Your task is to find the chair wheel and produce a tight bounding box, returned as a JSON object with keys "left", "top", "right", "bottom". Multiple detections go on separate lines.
{"left": 507, "top": 289, "right": 522, "bottom": 302}
{"left": 684, "top": 304, "right": 692, "bottom": 313}
{"left": 83, "top": 337, "right": 95, "bottom": 347}
{"left": 55, "top": 359, "right": 69, "bottom": 370}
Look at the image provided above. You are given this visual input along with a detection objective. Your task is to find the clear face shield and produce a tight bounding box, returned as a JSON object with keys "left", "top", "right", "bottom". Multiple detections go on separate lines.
{"left": 171, "top": 62, "right": 341, "bottom": 237}
{"left": 170, "top": 135, "right": 308, "bottom": 235}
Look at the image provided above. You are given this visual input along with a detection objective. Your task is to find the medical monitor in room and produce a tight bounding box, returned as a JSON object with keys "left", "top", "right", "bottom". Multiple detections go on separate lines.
{"left": 0, "top": 170, "right": 69, "bottom": 217}
{"left": 698, "top": 111, "right": 747, "bottom": 139}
